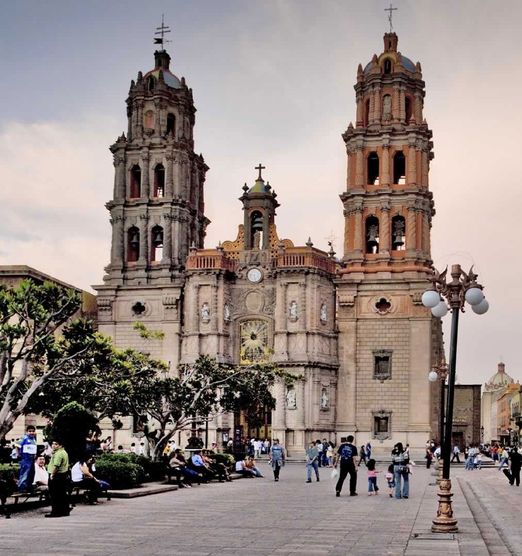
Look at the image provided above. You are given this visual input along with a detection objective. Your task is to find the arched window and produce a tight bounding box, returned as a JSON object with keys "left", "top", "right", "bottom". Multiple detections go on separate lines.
{"left": 250, "top": 210, "right": 263, "bottom": 249}
{"left": 364, "top": 99, "right": 370, "bottom": 126}
{"left": 144, "top": 110, "right": 154, "bottom": 129}
{"left": 391, "top": 215, "right": 406, "bottom": 251}
{"left": 127, "top": 227, "right": 140, "bottom": 262}
{"left": 405, "top": 96, "right": 412, "bottom": 123}
{"left": 153, "top": 164, "right": 165, "bottom": 198}
{"left": 150, "top": 226, "right": 164, "bottom": 262}
{"left": 130, "top": 165, "right": 141, "bottom": 198}
{"left": 147, "top": 76, "right": 155, "bottom": 92}
{"left": 166, "top": 113, "right": 176, "bottom": 136}
{"left": 384, "top": 59, "right": 392, "bottom": 74}
{"left": 393, "top": 151, "right": 406, "bottom": 184}
{"left": 365, "top": 216, "right": 380, "bottom": 254}
{"left": 367, "top": 152, "right": 380, "bottom": 185}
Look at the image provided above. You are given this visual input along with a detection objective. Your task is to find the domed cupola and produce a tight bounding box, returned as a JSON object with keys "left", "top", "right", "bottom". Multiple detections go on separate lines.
{"left": 484, "top": 362, "right": 515, "bottom": 391}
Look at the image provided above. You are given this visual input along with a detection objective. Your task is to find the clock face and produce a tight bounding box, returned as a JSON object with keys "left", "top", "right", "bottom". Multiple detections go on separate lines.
{"left": 247, "top": 268, "right": 263, "bottom": 283}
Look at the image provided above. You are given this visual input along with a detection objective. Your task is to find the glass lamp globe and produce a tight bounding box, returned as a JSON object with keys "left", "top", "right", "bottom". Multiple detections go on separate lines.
{"left": 465, "top": 287, "right": 484, "bottom": 306}
{"left": 422, "top": 290, "right": 440, "bottom": 308}
{"left": 432, "top": 301, "right": 448, "bottom": 318}
{"left": 428, "top": 370, "right": 439, "bottom": 382}
{"left": 472, "top": 298, "right": 489, "bottom": 315}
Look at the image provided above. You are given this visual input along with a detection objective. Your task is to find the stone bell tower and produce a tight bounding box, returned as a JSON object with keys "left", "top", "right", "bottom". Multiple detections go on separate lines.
{"left": 95, "top": 40, "right": 209, "bottom": 367}
{"left": 335, "top": 32, "right": 442, "bottom": 450}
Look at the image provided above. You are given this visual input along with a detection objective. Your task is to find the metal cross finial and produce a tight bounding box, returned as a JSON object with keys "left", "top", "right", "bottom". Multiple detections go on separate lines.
{"left": 154, "top": 14, "right": 172, "bottom": 51}
{"left": 385, "top": 3, "right": 397, "bottom": 33}
{"left": 255, "top": 163, "right": 266, "bottom": 180}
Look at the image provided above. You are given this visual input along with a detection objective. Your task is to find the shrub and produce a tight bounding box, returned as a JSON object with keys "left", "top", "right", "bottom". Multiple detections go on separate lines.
{"left": 209, "top": 452, "right": 235, "bottom": 470}
{"left": 94, "top": 459, "right": 144, "bottom": 489}
{"left": 0, "top": 464, "right": 19, "bottom": 496}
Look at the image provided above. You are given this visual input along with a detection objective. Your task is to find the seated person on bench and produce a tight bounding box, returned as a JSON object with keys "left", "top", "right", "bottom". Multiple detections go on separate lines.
{"left": 71, "top": 454, "right": 109, "bottom": 504}
{"left": 188, "top": 450, "right": 215, "bottom": 482}
{"left": 33, "top": 455, "right": 49, "bottom": 490}
{"left": 169, "top": 450, "right": 199, "bottom": 487}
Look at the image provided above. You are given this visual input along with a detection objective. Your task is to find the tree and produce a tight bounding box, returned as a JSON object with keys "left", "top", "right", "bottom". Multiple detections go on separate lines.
{"left": 47, "top": 401, "right": 98, "bottom": 464}
{"left": 145, "top": 356, "right": 296, "bottom": 459}
{"left": 0, "top": 280, "right": 92, "bottom": 440}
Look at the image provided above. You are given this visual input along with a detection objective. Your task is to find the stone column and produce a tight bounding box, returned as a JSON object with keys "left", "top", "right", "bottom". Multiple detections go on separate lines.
{"left": 380, "top": 204, "right": 391, "bottom": 256}
{"left": 421, "top": 150, "right": 429, "bottom": 188}
{"left": 369, "top": 87, "right": 375, "bottom": 124}
{"left": 392, "top": 85, "right": 400, "bottom": 121}
{"left": 193, "top": 284, "right": 200, "bottom": 332}
{"left": 416, "top": 207, "right": 423, "bottom": 251}
{"left": 172, "top": 215, "right": 180, "bottom": 266}
{"left": 355, "top": 146, "right": 364, "bottom": 187}
{"left": 399, "top": 87, "right": 405, "bottom": 122}
{"left": 356, "top": 93, "right": 364, "bottom": 127}
{"left": 138, "top": 214, "right": 149, "bottom": 264}
{"left": 163, "top": 213, "right": 173, "bottom": 262}
{"left": 113, "top": 154, "right": 125, "bottom": 200}
{"left": 381, "top": 143, "right": 390, "bottom": 186}
{"left": 407, "top": 141, "right": 417, "bottom": 186}
{"left": 272, "top": 379, "right": 286, "bottom": 431}
{"left": 406, "top": 200, "right": 416, "bottom": 253}
{"left": 111, "top": 214, "right": 125, "bottom": 266}
{"left": 414, "top": 91, "right": 423, "bottom": 123}
{"left": 373, "top": 86, "right": 381, "bottom": 123}
{"left": 141, "top": 151, "right": 150, "bottom": 198}
{"left": 136, "top": 103, "right": 143, "bottom": 139}
{"left": 165, "top": 153, "right": 174, "bottom": 198}
{"left": 354, "top": 205, "right": 364, "bottom": 253}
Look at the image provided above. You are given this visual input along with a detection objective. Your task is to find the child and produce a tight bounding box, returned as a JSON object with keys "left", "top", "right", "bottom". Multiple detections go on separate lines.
{"left": 385, "top": 463, "right": 395, "bottom": 498}
{"left": 367, "top": 458, "right": 379, "bottom": 495}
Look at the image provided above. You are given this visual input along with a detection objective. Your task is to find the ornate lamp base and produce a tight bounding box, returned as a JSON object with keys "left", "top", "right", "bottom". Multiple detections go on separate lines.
{"left": 432, "top": 478, "right": 458, "bottom": 533}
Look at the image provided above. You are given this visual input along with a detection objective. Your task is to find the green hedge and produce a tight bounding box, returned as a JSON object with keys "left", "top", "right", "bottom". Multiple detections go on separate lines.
{"left": 208, "top": 452, "right": 235, "bottom": 470}
{"left": 94, "top": 458, "right": 145, "bottom": 489}
{"left": 0, "top": 464, "right": 19, "bottom": 496}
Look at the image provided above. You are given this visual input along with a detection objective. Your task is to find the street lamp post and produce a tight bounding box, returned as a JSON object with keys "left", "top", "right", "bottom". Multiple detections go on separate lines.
{"left": 428, "top": 358, "right": 449, "bottom": 449}
{"left": 422, "top": 264, "right": 489, "bottom": 533}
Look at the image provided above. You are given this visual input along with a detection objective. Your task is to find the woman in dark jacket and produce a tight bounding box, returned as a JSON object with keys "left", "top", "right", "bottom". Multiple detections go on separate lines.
{"left": 391, "top": 442, "right": 410, "bottom": 499}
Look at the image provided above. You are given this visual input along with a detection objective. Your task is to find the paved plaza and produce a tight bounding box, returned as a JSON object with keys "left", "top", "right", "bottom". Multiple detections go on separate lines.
{"left": 2, "top": 461, "right": 521, "bottom": 555}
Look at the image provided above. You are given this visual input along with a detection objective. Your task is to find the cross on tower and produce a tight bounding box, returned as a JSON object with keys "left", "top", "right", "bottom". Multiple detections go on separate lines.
{"left": 154, "top": 14, "right": 172, "bottom": 51}
{"left": 385, "top": 3, "right": 397, "bottom": 33}
{"left": 255, "top": 163, "right": 266, "bottom": 180}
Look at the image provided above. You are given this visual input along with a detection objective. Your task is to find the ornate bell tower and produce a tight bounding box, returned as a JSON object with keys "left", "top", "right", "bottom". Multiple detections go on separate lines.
{"left": 103, "top": 45, "right": 208, "bottom": 287}
{"left": 96, "top": 29, "right": 208, "bottom": 368}
{"left": 335, "top": 32, "right": 441, "bottom": 450}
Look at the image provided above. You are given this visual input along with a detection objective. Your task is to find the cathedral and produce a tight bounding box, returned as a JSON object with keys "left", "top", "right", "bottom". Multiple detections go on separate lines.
{"left": 95, "top": 30, "right": 442, "bottom": 454}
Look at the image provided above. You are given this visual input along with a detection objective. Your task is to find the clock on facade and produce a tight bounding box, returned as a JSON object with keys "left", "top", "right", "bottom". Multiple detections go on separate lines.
{"left": 247, "top": 268, "right": 263, "bottom": 283}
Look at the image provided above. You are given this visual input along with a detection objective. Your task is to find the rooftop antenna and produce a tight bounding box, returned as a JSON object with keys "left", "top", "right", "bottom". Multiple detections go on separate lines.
{"left": 384, "top": 3, "right": 397, "bottom": 33}
{"left": 154, "top": 14, "right": 172, "bottom": 51}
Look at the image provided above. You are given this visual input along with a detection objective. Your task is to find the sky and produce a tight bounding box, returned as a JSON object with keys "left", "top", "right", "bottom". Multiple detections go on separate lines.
{"left": 1, "top": 0, "right": 521, "bottom": 387}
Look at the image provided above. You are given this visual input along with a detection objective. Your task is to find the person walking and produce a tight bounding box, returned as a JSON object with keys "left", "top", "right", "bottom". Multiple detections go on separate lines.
{"left": 451, "top": 445, "right": 461, "bottom": 463}
{"left": 334, "top": 435, "right": 358, "bottom": 497}
{"left": 498, "top": 447, "right": 509, "bottom": 471}
{"left": 508, "top": 448, "right": 521, "bottom": 486}
{"left": 366, "top": 458, "right": 379, "bottom": 495}
{"left": 269, "top": 439, "right": 286, "bottom": 482}
{"left": 46, "top": 440, "right": 70, "bottom": 518}
{"left": 391, "top": 442, "right": 409, "bottom": 499}
{"left": 305, "top": 441, "right": 320, "bottom": 483}
{"left": 358, "top": 445, "right": 367, "bottom": 467}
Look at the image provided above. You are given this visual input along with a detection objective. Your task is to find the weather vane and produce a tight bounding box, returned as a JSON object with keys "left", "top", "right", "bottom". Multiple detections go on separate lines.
{"left": 385, "top": 3, "right": 397, "bottom": 33}
{"left": 154, "top": 14, "right": 171, "bottom": 51}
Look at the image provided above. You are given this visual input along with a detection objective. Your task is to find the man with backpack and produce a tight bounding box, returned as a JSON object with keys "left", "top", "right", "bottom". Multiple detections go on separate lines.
{"left": 333, "top": 435, "right": 358, "bottom": 497}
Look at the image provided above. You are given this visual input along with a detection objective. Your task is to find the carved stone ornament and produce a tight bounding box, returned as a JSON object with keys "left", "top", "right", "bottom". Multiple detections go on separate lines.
{"left": 224, "top": 303, "right": 231, "bottom": 322}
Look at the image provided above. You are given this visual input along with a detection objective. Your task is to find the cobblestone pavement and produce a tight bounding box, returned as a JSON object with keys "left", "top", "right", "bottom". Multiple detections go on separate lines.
{"left": 1, "top": 462, "right": 519, "bottom": 555}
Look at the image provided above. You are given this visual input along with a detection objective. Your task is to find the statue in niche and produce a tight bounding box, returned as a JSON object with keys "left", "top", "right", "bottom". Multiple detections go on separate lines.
{"left": 320, "top": 387, "right": 329, "bottom": 409}
{"left": 253, "top": 230, "right": 261, "bottom": 250}
{"left": 382, "top": 94, "right": 392, "bottom": 121}
{"left": 320, "top": 303, "right": 327, "bottom": 323}
{"left": 286, "top": 388, "right": 297, "bottom": 409}
{"left": 224, "top": 303, "right": 231, "bottom": 322}
{"left": 201, "top": 302, "right": 210, "bottom": 323}
{"left": 288, "top": 300, "right": 298, "bottom": 321}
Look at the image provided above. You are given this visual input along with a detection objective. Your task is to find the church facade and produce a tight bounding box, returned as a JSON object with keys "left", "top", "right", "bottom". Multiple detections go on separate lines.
{"left": 95, "top": 32, "right": 442, "bottom": 454}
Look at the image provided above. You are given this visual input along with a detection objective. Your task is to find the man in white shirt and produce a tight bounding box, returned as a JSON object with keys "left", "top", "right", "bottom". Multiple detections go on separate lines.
{"left": 33, "top": 455, "right": 49, "bottom": 488}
